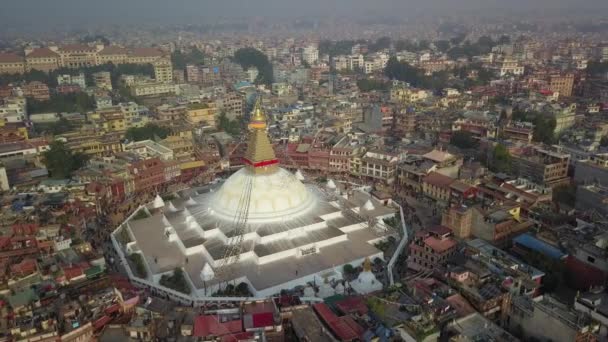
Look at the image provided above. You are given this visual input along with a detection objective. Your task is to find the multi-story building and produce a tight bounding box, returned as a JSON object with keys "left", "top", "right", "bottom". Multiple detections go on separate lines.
{"left": 22, "top": 44, "right": 165, "bottom": 72}
{"left": 512, "top": 146, "right": 570, "bottom": 188}
{"left": 0, "top": 97, "right": 27, "bottom": 123}
{"left": 390, "top": 86, "right": 430, "bottom": 103}
{"left": 22, "top": 81, "right": 50, "bottom": 101}
{"left": 0, "top": 53, "right": 25, "bottom": 74}
{"left": 408, "top": 225, "right": 458, "bottom": 272}
{"left": 301, "top": 45, "right": 319, "bottom": 65}
{"left": 360, "top": 150, "right": 398, "bottom": 183}
{"left": 422, "top": 171, "right": 455, "bottom": 203}
{"left": 57, "top": 73, "right": 86, "bottom": 88}
{"left": 57, "top": 44, "right": 101, "bottom": 68}
{"left": 452, "top": 116, "right": 496, "bottom": 139}
{"left": 128, "top": 157, "right": 167, "bottom": 193}
{"left": 502, "top": 122, "right": 534, "bottom": 143}
{"left": 153, "top": 59, "right": 173, "bottom": 83}
{"left": 172, "top": 69, "right": 185, "bottom": 83}
{"left": 61, "top": 130, "right": 123, "bottom": 157}
{"left": 24, "top": 47, "right": 60, "bottom": 72}
{"left": 96, "top": 46, "right": 128, "bottom": 65}
{"left": 499, "top": 59, "right": 524, "bottom": 76}
{"left": 118, "top": 102, "right": 143, "bottom": 128}
{"left": 160, "top": 129, "right": 195, "bottom": 162}
{"left": 218, "top": 92, "right": 243, "bottom": 119}
{"left": 574, "top": 153, "right": 608, "bottom": 186}
{"left": 130, "top": 82, "right": 176, "bottom": 97}
{"left": 442, "top": 205, "right": 474, "bottom": 239}
{"left": 508, "top": 295, "right": 598, "bottom": 342}
{"left": 93, "top": 71, "right": 112, "bottom": 90}
{"left": 575, "top": 184, "right": 608, "bottom": 217}
{"left": 549, "top": 73, "right": 574, "bottom": 98}
{"left": 185, "top": 102, "right": 217, "bottom": 126}
{"left": 156, "top": 104, "right": 186, "bottom": 123}
{"left": 125, "top": 47, "right": 165, "bottom": 64}
{"left": 393, "top": 108, "right": 416, "bottom": 137}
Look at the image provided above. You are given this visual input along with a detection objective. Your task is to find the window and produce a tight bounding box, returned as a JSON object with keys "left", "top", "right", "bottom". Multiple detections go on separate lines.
{"left": 587, "top": 256, "right": 596, "bottom": 264}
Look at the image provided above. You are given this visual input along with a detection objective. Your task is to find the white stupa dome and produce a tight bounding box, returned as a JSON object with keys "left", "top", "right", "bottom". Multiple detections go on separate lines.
{"left": 295, "top": 169, "right": 305, "bottom": 181}
{"left": 350, "top": 258, "right": 383, "bottom": 294}
{"left": 166, "top": 202, "right": 177, "bottom": 212}
{"left": 335, "top": 282, "right": 345, "bottom": 294}
{"left": 201, "top": 263, "right": 215, "bottom": 281}
{"left": 152, "top": 195, "right": 165, "bottom": 209}
{"left": 303, "top": 285, "right": 316, "bottom": 297}
{"left": 326, "top": 179, "right": 336, "bottom": 189}
{"left": 363, "top": 200, "right": 375, "bottom": 211}
{"left": 317, "top": 281, "right": 336, "bottom": 298}
{"left": 210, "top": 167, "right": 316, "bottom": 223}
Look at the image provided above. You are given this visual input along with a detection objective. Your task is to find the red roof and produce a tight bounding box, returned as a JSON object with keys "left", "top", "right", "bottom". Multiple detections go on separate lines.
{"left": 335, "top": 296, "right": 369, "bottom": 316}
{"left": 424, "top": 236, "right": 457, "bottom": 254}
{"left": 10, "top": 258, "right": 37, "bottom": 274}
{"left": 313, "top": 303, "right": 363, "bottom": 341}
{"left": 251, "top": 312, "right": 274, "bottom": 328}
{"left": 0, "top": 237, "right": 11, "bottom": 249}
{"left": 26, "top": 47, "right": 59, "bottom": 58}
{"left": 60, "top": 44, "right": 97, "bottom": 52}
{"left": 129, "top": 47, "right": 163, "bottom": 58}
{"left": 104, "top": 304, "right": 120, "bottom": 315}
{"left": 93, "top": 315, "right": 112, "bottom": 330}
{"left": 63, "top": 266, "right": 84, "bottom": 280}
{"left": 98, "top": 46, "right": 128, "bottom": 55}
{"left": 428, "top": 225, "right": 453, "bottom": 236}
{"left": 193, "top": 315, "right": 243, "bottom": 337}
{"left": 0, "top": 53, "right": 23, "bottom": 63}
{"left": 423, "top": 172, "right": 455, "bottom": 188}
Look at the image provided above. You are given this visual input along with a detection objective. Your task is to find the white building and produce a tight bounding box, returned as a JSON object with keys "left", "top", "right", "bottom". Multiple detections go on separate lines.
{"left": 0, "top": 97, "right": 26, "bottom": 123}
{"left": 500, "top": 59, "right": 525, "bottom": 77}
{"left": 123, "top": 140, "right": 174, "bottom": 161}
{"left": 246, "top": 68, "right": 259, "bottom": 83}
{"left": 302, "top": 45, "right": 319, "bottom": 65}
{"left": 131, "top": 82, "right": 176, "bottom": 97}
{"left": 57, "top": 73, "right": 86, "bottom": 88}
{"left": 0, "top": 165, "right": 9, "bottom": 191}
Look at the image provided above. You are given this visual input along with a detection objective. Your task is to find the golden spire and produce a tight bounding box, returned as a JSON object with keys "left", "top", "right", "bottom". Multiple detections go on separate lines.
{"left": 363, "top": 257, "right": 372, "bottom": 272}
{"left": 243, "top": 97, "right": 278, "bottom": 173}
{"left": 249, "top": 96, "right": 267, "bottom": 129}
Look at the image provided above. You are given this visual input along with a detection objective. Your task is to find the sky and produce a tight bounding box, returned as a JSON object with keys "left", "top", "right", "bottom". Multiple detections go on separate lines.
{"left": 1, "top": 0, "right": 607, "bottom": 29}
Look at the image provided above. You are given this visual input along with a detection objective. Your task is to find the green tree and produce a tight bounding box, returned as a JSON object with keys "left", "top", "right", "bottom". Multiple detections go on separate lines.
{"left": 32, "top": 117, "right": 75, "bottom": 136}
{"left": 125, "top": 124, "right": 170, "bottom": 142}
{"left": 553, "top": 183, "right": 577, "bottom": 207}
{"left": 319, "top": 40, "right": 363, "bottom": 56}
{"left": 171, "top": 48, "right": 205, "bottom": 70}
{"left": 343, "top": 264, "right": 355, "bottom": 275}
{"left": 532, "top": 115, "right": 556, "bottom": 144}
{"left": 233, "top": 48, "right": 273, "bottom": 86}
{"left": 356, "top": 79, "right": 390, "bottom": 92}
{"left": 43, "top": 140, "right": 89, "bottom": 179}
{"left": 490, "top": 144, "right": 512, "bottom": 173}
{"left": 450, "top": 131, "right": 478, "bottom": 149}
{"left": 435, "top": 40, "right": 451, "bottom": 52}
{"left": 384, "top": 56, "right": 426, "bottom": 87}
{"left": 587, "top": 61, "right": 608, "bottom": 76}
{"left": 513, "top": 110, "right": 556, "bottom": 144}
{"left": 27, "top": 93, "right": 95, "bottom": 114}
{"left": 217, "top": 112, "right": 241, "bottom": 136}
{"left": 159, "top": 268, "right": 190, "bottom": 294}
{"left": 369, "top": 37, "right": 391, "bottom": 52}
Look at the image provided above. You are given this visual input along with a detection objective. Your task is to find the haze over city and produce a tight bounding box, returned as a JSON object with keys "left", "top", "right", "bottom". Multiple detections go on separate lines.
{"left": 0, "top": 0, "right": 607, "bottom": 341}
